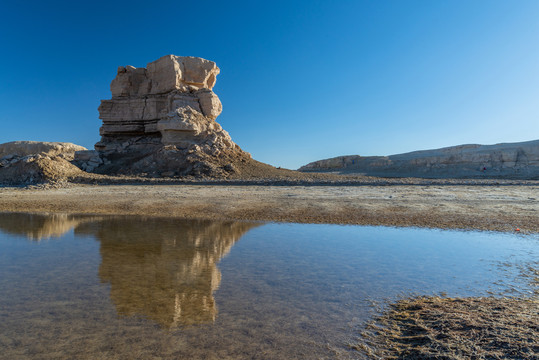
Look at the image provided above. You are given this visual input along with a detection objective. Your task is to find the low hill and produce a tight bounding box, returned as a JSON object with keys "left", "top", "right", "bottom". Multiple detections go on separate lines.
{"left": 299, "top": 140, "right": 539, "bottom": 179}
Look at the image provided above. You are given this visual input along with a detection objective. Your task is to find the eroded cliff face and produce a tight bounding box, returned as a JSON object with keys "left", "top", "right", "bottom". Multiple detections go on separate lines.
{"left": 76, "top": 55, "right": 250, "bottom": 177}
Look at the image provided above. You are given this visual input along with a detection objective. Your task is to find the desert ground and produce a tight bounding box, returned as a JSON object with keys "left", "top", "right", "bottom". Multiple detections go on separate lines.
{"left": 0, "top": 182, "right": 537, "bottom": 233}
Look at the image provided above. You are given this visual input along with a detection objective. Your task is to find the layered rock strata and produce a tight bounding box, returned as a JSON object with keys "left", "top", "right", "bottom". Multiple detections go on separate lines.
{"left": 299, "top": 140, "right": 539, "bottom": 179}
{"left": 76, "top": 55, "right": 249, "bottom": 177}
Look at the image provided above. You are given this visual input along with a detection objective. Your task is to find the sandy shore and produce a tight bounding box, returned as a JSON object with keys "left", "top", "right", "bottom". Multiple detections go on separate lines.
{"left": 0, "top": 183, "right": 538, "bottom": 233}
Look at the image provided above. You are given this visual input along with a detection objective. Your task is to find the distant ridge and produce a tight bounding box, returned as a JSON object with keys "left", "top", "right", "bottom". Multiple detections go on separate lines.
{"left": 299, "top": 140, "right": 539, "bottom": 179}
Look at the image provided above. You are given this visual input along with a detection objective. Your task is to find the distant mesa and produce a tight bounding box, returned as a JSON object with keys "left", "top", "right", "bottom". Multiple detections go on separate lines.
{"left": 299, "top": 140, "right": 539, "bottom": 179}
{"left": 74, "top": 54, "right": 251, "bottom": 177}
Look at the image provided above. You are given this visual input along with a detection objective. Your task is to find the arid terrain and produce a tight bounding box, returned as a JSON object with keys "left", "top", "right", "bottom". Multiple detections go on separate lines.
{"left": 0, "top": 181, "right": 538, "bottom": 233}
{"left": 1, "top": 57, "right": 537, "bottom": 359}
{"left": 1, "top": 180, "right": 538, "bottom": 359}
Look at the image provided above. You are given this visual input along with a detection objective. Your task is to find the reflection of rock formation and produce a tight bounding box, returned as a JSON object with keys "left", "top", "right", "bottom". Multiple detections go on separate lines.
{"left": 0, "top": 213, "right": 86, "bottom": 240}
{"left": 75, "top": 218, "right": 258, "bottom": 328}
{"left": 0, "top": 213, "right": 258, "bottom": 327}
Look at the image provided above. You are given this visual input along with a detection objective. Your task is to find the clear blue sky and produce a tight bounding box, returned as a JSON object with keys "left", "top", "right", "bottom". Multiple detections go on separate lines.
{"left": 1, "top": 0, "right": 538, "bottom": 169}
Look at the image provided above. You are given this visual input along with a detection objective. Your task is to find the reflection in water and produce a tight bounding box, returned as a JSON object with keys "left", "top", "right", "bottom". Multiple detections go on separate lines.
{"left": 0, "top": 212, "right": 91, "bottom": 240}
{"left": 79, "top": 217, "right": 259, "bottom": 327}
{"left": 0, "top": 213, "right": 258, "bottom": 328}
{"left": 1, "top": 213, "right": 538, "bottom": 359}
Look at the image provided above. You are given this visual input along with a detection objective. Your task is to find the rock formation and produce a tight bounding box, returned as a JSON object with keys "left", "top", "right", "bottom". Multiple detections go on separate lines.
{"left": 0, "top": 141, "right": 86, "bottom": 158}
{"left": 0, "top": 141, "right": 86, "bottom": 184}
{"left": 299, "top": 140, "right": 539, "bottom": 179}
{"left": 75, "top": 55, "right": 250, "bottom": 177}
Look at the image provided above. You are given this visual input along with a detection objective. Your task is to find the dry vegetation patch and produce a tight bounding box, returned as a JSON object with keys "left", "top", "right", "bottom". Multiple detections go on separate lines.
{"left": 360, "top": 296, "right": 539, "bottom": 359}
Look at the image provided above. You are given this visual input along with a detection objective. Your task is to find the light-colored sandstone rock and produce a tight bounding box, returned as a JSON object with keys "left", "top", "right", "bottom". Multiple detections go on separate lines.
{"left": 98, "top": 55, "right": 226, "bottom": 142}
{"left": 93, "top": 55, "right": 249, "bottom": 177}
{"left": 112, "top": 55, "right": 221, "bottom": 96}
{"left": 0, "top": 142, "right": 86, "bottom": 184}
{"left": 197, "top": 89, "right": 222, "bottom": 119}
{"left": 110, "top": 66, "right": 150, "bottom": 97}
{"left": 146, "top": 55, "right": 183, "bottom": 95}
{"left": 157, "top": 107, "right": 202, "bottom": 146}
{"left": 0, "top": 141, "right": 86, "bottom": 158}
{"left": 170, "top": 94, "right": 202, "bottom": 113}
{"left": 180, "top": 56, "right": 219, "bottom": 90}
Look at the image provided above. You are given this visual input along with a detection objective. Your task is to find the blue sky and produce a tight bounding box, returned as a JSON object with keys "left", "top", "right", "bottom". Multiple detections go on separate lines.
{"left": 1, "top": 0, "right": 538, "bottom": 169}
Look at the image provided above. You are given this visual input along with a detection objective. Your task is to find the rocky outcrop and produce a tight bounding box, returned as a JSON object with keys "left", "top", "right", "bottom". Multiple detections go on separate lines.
{"left": 0, "top": 141, "right": 86, "bottom": 184}
{"left": 0, "top": 141, "right": 86, "bottom": 158}
{"left": 299, "top": 140, "right": 539, "bottom": 179}
{"left": 77, "top": 55, "right": 249, "bottom": 177}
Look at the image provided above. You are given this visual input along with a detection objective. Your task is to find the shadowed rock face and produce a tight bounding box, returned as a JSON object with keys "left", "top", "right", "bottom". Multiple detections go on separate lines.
{"left": 299, "top": 140, "right": 539, "bottom": 179}
{"left": 75, "top": 55, "right": 250, "bottom": 177}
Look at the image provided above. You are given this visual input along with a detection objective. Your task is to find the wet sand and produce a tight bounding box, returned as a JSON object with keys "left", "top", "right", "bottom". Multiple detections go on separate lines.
{"left": 0, "top": 183, "right": 537, "bottom": 233}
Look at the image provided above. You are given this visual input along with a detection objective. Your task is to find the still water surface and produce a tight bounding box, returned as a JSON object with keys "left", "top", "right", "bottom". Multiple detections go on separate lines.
{"left": 0, "top": 213, "right": 537, "bottom": 359}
